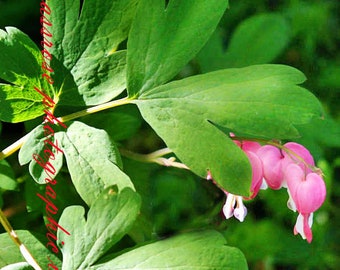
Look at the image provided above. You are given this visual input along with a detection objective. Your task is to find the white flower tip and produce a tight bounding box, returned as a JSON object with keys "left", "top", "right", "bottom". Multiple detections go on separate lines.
{"left": 223, "top": 194, "right": 235, "bottom": 219}
{"left": 234, "top": 206, "right": 247, "bottom": 222}
{"left": 260, "top": 179, "right": 268, "bottom": 190}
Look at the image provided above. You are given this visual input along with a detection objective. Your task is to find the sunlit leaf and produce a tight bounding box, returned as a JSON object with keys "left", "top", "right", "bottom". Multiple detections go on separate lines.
{"left": 0, "top": 27, "right": 54, "bottom": 122}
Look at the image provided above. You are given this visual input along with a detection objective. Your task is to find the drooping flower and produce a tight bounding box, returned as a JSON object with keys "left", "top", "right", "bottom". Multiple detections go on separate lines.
{"left": 257, "top": 145, "right": 285, "bottom": 189}
{"left": 281, "top": 142, "right": 315, "bottom": 174}
{"left": 208, "top": 136, "right": 326, "bottom": 243}
{"left": 285, "top": 163, "right": 326, "bottom": 242}
{"left": 257, "top": 142, "right": 315, "bottom": 190}
{"left": 222, "top": 193, "right": 247, "bottom": 222}
{"left": 219, "top": 139, "right": 264, "bottom": 221}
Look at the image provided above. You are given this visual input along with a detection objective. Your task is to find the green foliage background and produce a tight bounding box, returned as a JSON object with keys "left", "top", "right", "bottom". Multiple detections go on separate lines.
{"left": 0, "top": 0, "right": 339, "bottom": 269}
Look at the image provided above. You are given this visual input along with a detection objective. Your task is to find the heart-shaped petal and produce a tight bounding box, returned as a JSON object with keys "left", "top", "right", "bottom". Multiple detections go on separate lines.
{"left": 257, "top": 145, "right": 284, "bottom": 189}
{"left": 244, "top": 151, "right": 263, "bottom": 199}
{"left": 286, "top": 164, "right": 326, "bottom": 214}
{"left": 283, "top": 142, "right": 315, "bottom": 173}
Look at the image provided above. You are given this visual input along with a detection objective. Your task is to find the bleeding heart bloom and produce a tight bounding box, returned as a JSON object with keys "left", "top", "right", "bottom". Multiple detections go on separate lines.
{"left": 282, "top": 142, "right": 315, "bottom": 173}
{"left": 219, "top": 139, "right": 264, "bottom": 221}
{"left": 208, "top": 137, "right": 326, "bottom": 243}
{"left": 257, "top": 145, "right": 285, "bottom": 189}
{"left": 237, "top": 141, "right": 264, "bottom": 199}
{"left": 285, "top": 164, "right": 326, "bottom": 243}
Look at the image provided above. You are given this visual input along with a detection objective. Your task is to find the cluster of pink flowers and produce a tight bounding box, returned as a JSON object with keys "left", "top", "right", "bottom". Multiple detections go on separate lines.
{"left": 208, "top": 138, "right": 326, "bottom": 243}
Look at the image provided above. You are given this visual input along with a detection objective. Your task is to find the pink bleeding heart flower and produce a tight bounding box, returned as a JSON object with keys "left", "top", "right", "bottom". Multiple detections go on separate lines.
{"left": 220, "top": 140, "right": 264, "bottom": 222}
{"left": 257, "top": 145, "right": 285, "bottom": 189}
{"left": 243, "top": 150, "right": 263, "bottom": 199}
{"left": 282, "top": 142, "right": 315, "bottom": 173}
{"left": 237, "top": 141, "right": 264, "bottom": 199}
{"left": 285, "top": 163, "right": 326, "bottom": 243}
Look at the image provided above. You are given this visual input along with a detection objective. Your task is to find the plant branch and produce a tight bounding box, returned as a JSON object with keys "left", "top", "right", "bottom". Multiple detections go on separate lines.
{"left": 120, "top": 148, "right": 190, "bottom": 170}
{"left": 0, "top": 133, "right": 29, "bottom": 161}
{"left": 58, "top": 97, "right": 133, "bottom": 123}
{"left": 0, "top": 209, "right": 42, "bottom": 269}
{"left": 0, "top": 97, "right": 133, "bottom": 162}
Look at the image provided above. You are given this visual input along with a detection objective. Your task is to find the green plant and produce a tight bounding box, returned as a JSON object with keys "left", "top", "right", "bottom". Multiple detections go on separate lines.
{"left": 0, "top": 0, "right": 336, "bottom": 269}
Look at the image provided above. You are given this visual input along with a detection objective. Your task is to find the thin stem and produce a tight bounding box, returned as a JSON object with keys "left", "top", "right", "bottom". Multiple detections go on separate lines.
{"left": 0, "top": 133, "right": 29, "bottom": 161}
{"left": 58, "top": 96, "right": 133, "bottom": 123}
{"left": 120, "top": 148, "right": 190, "bottom": 170}
{"left": 0, "top": 97, "right": 133, "bottom": 162}
{"left": 0, "top": 209, "right": 42, "bottom": 269}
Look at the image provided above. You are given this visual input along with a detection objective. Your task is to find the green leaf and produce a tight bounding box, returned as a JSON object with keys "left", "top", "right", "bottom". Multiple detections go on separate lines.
{"left": 0, "top": 27, "right": 53, "bottom": 122}
{"left": 0, "top": 160, "right": 18, "bottom": 190}
{"left": 135, "top": 64, "right": 322, "bottom": 195}
{"left": 46, "top": 0, "right": 138, "bottom": 105}
{"left": 91, "top": 230, "right": 248, "bottom": 270}
{"left": 18, "top": 123, "right": 64, "bottom": 184}
{"left": 58, "top": 187, "right": 141, "bottom": 270}
{"left": 20, "top": 120, "right": 134, "bottom": 205}
{"left": 58, "top": 121, "right": 134, "bottom": 205}
{"left": 198, "top": 14, "right": 290, "bottom": 72}
{"left": 127, "top": 0, "right": 229, "bottom": 96}
{"left": 0, "top": 230, "right": 61, "bottom": 268}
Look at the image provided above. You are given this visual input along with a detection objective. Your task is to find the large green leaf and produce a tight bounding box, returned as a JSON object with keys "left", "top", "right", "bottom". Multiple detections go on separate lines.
{"left": 0, "top": 27, "right": 54, "bottom": 122}
{"left": 58, "top": 187, "right": 141, "bottom": 270}
{"left": 58, "top": 121, "right": 134, "bottom": 205}
{"left": 0, "top": 230, "right": 61, "bottom": 268}
{"left": 19, "top": 121, "right": 134, "bottom": 206}
{"left": 198, "top": 13, "right": 291, "bottom": 72}
{"left": 91, "top": 230, "right": 248, "bottom": 270}
{"left": 127, "top": 0, "right": 229, "bottom": 96}
{"left": 46, "top": 0, "right": 138, "bottom": 105}
{"left": 135, "top": 65, "right": 322, "bottom": 195}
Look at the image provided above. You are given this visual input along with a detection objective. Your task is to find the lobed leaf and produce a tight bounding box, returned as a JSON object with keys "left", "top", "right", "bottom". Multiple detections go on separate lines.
{"left": 91, "top": 230, "right": 248, "bottom": 270}
{"left": 135, "top": 65, "right": 323, "bottom": 195}
{"left": 127, "top": 0, "right": 229, "bottom": 96}
{"left": 46, "top": 0, "right": 138, "bottom": 105}
{"left": 19, "top": 121, "right": 133, "bottom": 206}
{"left": 58, "top": 121, "right": 134, "bottom": 205}
{"left": 58, "top": 187, "right": 141, "bottom": 270}
{"left": 0, "top": 27, "right": 54, "bottom": 122}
